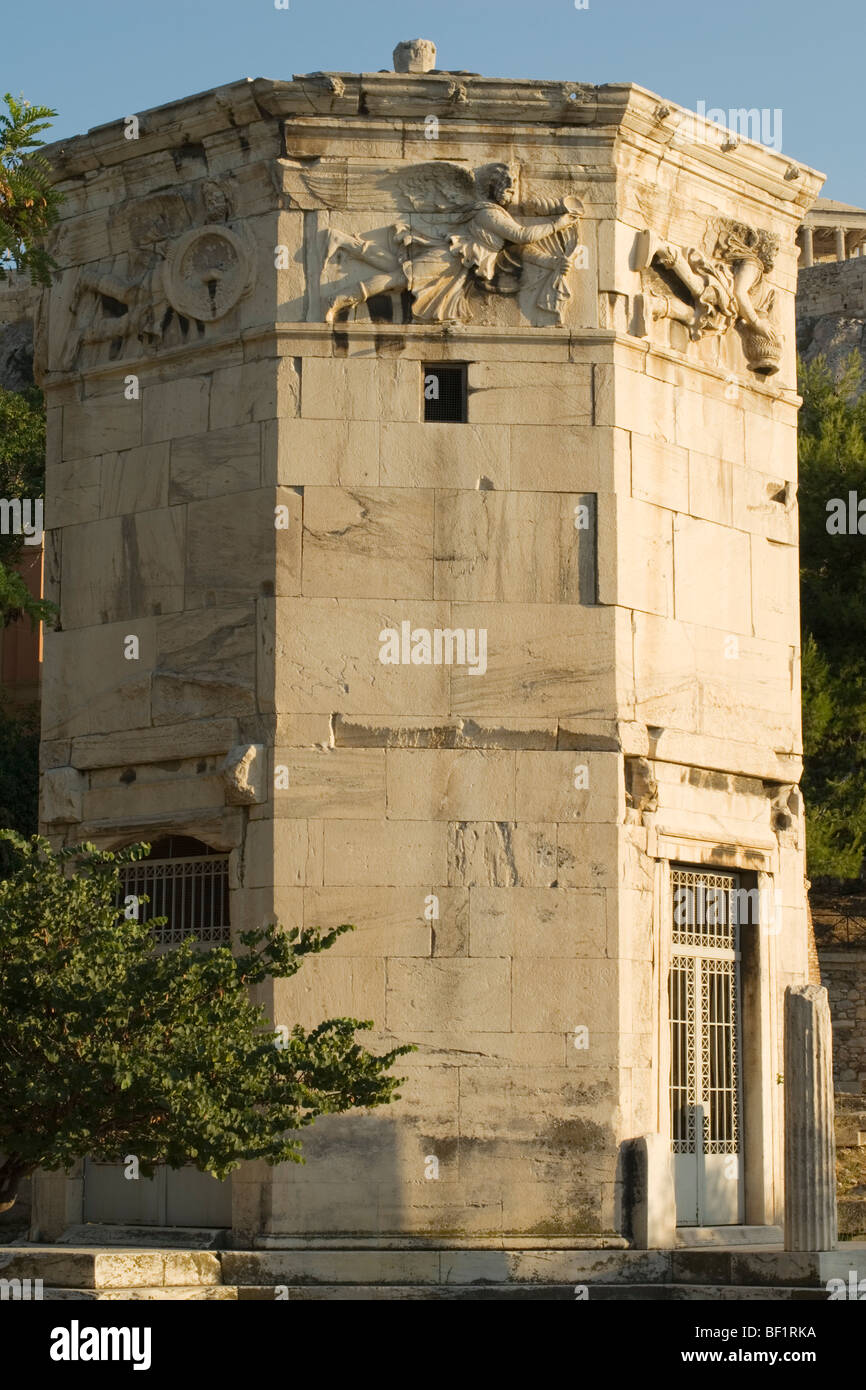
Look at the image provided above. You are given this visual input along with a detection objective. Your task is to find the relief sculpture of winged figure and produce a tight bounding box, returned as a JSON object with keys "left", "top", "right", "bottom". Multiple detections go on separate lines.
{"left": 305, "top": 161, "right": 583, "bottom": 326}
{"left": 637, "top": 218, "right": 783, "bottom": 375}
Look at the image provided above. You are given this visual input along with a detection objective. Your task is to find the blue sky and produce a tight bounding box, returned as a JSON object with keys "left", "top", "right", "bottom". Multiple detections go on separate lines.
{"left": 4, "top": 0, "right": 863, "bottom": 205}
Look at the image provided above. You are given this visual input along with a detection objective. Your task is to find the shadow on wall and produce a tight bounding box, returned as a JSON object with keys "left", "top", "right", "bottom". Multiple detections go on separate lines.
{"left": 261, "top": 1102, "right": 623, "bottom": 1247}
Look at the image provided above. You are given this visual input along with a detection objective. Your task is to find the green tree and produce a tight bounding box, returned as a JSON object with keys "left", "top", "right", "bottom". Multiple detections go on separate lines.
{"left": 0, "top": 91, "right": 61, "bottom": 629}
{"left": 0, "top": 699, "right": 39, "bottom": 872}
{"left": 798, "top": 352, "right": 866, "bottom": 880}
{"left": 0, "top": 383, "right": 54, "bottom": 628}
{"left": 0, "top": 834, "right": 411, "bottom": 1211}
{"left": 0, "top": 93, "right": 61, "bottom": 285}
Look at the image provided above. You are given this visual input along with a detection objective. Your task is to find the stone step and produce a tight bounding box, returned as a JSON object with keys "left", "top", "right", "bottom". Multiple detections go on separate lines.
{"left": 220, "top": 1246, "right": 866, "bottom": 1289}
{"left": 57, "top": 1224, "right": 228, "bottom": 1250}
{"left": 0, "top": 1247, "right": 221, "bottom": 1289}
{"left": 221, "top": 1248, "right": 677, "bottom": 1288}
{"left": 29, "top": 1283, "right": 829, "bottom": 1302}
{"left": 675, "top": 1225, "right": 783, "bottom": 1247}
{"left": 42, "top": 1285, "right": 237, "bottom": 1301}
{"left": 230, "top": 1283, "right": 829, "bottom": 1301}
{"left": 7, "top": 1243, "right": 865, "bottom": 1295}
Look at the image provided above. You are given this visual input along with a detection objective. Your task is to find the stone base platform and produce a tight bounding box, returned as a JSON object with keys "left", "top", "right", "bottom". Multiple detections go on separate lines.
{"left": 3, "top": 1242, "right": 865, "bottom": 1300}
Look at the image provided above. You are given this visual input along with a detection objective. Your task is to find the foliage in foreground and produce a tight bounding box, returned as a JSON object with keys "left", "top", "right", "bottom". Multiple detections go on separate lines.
{"left": 0, "top": 833, "right": 411, "bottom": 1210}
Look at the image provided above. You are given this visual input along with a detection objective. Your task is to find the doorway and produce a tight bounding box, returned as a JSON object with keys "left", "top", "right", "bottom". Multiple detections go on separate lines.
{"left": 669, "top": 866, "right": 744, "bottom": 1226}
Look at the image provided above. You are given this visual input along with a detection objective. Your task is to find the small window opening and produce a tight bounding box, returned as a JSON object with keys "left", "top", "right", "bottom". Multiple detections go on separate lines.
{"left": 423, "top": 363, "right": 468, "bottom": 422}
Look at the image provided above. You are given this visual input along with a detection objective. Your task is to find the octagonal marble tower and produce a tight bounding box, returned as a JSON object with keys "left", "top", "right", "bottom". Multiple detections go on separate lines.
{"left": 30, "top": 47, "right": 823, "bottom": 1247}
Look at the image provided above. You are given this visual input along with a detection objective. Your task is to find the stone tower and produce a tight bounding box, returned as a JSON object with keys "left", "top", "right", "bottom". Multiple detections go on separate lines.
{"left": 31, "top": 46, "right": 823, "bottom": 1247}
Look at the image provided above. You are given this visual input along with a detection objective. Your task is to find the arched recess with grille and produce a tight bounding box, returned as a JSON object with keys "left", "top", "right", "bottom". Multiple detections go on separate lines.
{"left": 116, "top": 835, "right": 231, "bottom": 947}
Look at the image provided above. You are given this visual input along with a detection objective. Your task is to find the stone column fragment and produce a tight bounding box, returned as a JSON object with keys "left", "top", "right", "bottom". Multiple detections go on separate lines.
{"left": 784, "top": 984, "right": 837, "bottom": 1251}
{"left": 631, "top": 1133, "right": 676, "bottom": 1249}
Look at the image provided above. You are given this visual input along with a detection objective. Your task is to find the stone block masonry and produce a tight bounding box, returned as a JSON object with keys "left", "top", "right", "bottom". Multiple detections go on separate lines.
{"left": 28, "top": 45, "right": 823, "bottom": 1246}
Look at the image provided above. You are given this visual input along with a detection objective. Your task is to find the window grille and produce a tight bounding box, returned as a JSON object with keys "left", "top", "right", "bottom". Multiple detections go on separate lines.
{"left": 671, "top": 867, "right": 739, "bottom": 949}
{"left": 669, "top": 955, "right": 697, "bottom": 1155}
{"left": 117, "top": 854, "right": 230, "bottom": 947}
{"left": 669, "top": 868, "right": 741, "bottom": 1156}
{"left": 423, "top": 363, "right": 468, "bottom": 422}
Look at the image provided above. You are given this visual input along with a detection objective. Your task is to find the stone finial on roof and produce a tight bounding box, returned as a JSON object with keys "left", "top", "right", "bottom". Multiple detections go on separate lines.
{"left": 393, "top": 39, "right": 437, "bottom": 74}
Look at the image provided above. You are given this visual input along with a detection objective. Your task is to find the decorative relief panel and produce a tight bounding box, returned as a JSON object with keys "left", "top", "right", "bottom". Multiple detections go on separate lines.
{"left": 162, "top": 226, "right": 254, "bottom": 322}
{"left": 305, "top": 160, "right": 585, "bottom": 327}
{"left": 636, "top": 219, "right": 783, "bottom": 375}
{"left": 54, "top": 179, "right": 255, "bottom": 372}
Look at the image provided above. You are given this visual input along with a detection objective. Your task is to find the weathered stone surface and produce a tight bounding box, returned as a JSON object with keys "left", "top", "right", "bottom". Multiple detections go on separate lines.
{"left": 380, "top": 423, "right": 510, "bottom": 490}
{"left": 301, "top": 358, "right": 418, "bottom": 423}
{"left": 210, "top": 357, "right": 299, "bottom": 430}
{"left": 221, "top": 744, "right": 267, "bottom": 804}
{"left": 42, "top": 619, "right": 155, "bottom": 739}
{"left": 467, "top": 363, "right": 592, "bottom": 426}
{"left": 61, "top": 508, "right": 185, "bottom": 629}
{"left": 272, "top": 748, "right": 386, "bottom": 818}
{"left": 41, "top": 766, "right": 85, "bottom": 824}
{"left": 784, "top": 985, "right": 837, "bottom": 1251}
{"left": 101, "top": 443, "right": 170, "bottom": 517}
{"left": 62, "top": 399, "right": 142, "bottom": 459}
{"left": 30, "top": 53, "right": 815, "bottom": 1250}
{"left": 469, "top": 887, "right": 606, "bottom": 957}
{"left": 169, "top": 423, "right": 262, "bottom": 503}
{"left": 387, "top": 750, "right": 514, "bottom": 821}
{"left": 631, "top": 1134, "right": 676, "bottom": 1250}
{"left": 448, "top": 821, "right": 558, "bottom": 888}
{"left": 271, "top": 418, "right": 379, "bottom": 487}
{"left": 71, "top": 719, "right": 236, "bottom": 770}
{"left": 387, "top": 959, "right": 511, "bottom": 1032}
{"left": 514, "top": 751, "right": 620, "bottom": 823}
{"left": 434, "top": 490, "right": 595, "bottom": 604}
{"left": 142, "top": 376, "right": 210, "bottom": 443}
{"left": 322, "top": 819, "right": 447, "bottom": 886}
{"left": 301, "top": 886, "right": 432, "bottom": 956}
{"left": 302, "top": 486, "right": 433, "bottom": 599}
{"left": 185, "top": 488, "right": 301, "bottom": 607}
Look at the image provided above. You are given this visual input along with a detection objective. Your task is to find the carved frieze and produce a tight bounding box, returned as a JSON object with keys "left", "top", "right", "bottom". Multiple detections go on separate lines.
{"left": 163, "top": 226, "right": 254, "bottom": 322}
{"left": 308, "top": 160, "right": 585, "bottom": 327}
{"left": 636, "top": 218, "right": 783, "bottom": 375}
{"left": 56, "top": 180, "right": 254, "bottom": 371}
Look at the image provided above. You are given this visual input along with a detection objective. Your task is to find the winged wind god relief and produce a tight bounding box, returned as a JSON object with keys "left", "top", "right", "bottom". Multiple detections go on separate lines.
{"left": 55, "top": 183, "right": 255, "bottom": 372}
{"left": 304, "top": 161, "right": 585, "bottom": 327}
{"left": 636, "top": 219, "right": 783, "bottom": 375}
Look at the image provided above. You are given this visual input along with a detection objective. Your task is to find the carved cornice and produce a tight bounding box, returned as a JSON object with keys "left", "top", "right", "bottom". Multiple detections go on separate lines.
{"left": 38, "top": 76, "right": 824, "bottom": 229}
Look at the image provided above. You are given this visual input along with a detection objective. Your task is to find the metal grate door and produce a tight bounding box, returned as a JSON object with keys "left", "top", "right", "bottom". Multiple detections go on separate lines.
{"left": 669, "top": 868, "right": 743, "bottom": 1225}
